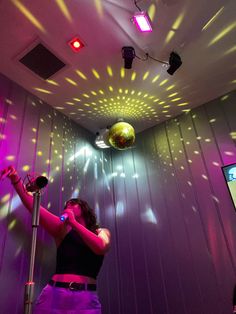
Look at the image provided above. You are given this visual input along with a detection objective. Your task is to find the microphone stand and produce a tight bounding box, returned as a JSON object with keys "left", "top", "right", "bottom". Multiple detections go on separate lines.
{"left": 24, "top": 190, "right": 41, "bottom": 314}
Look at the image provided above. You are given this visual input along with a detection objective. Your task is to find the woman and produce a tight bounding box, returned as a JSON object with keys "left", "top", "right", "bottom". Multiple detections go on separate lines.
{"left": 2, "top": 166, "right": 111, "bottom": 314}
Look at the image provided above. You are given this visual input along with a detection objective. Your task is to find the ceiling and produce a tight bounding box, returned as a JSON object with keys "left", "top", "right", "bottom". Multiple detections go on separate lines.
{"left": 0, "top": 0, "right": 235, "bottom": 134}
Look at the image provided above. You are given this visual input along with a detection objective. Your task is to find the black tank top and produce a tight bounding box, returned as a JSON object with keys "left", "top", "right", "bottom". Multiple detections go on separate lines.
{"left": 55, "top": 230, "right": 104, "bottom": 279}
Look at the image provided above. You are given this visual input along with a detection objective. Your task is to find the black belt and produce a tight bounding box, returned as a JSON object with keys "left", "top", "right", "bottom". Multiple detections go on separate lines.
{"left": 49, "top": 279, "right": 96, "bottom": 291}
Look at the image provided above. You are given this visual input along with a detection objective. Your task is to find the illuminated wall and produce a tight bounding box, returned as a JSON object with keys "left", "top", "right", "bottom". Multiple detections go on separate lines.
{"left": 1, "top": 69, "right": 236, "bottom": 314}
{"left": 0, "top": 72, "right": 112, "bottom": 313}
{"left": 103, "top": 90, "right": 236, "bottom": 314}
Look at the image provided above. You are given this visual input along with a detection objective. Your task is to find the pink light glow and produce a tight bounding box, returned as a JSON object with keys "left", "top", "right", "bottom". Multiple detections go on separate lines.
{"left": 133, "top": 12, "right": 152, "bottom": 32}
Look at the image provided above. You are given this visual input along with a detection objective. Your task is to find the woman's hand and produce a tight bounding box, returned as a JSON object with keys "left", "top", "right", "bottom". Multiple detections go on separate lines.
{"left": 62, "top": 209, "right": 77, "bottom": 226}
{"left": 0, "top": 165, "right": 18, "bottom": 182}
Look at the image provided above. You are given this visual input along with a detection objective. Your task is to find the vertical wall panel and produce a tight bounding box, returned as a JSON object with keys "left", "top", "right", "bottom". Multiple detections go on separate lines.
{"left": 140, "top": 132, "right": 170, "bottom": 314}
{"left": 166, "top": 117, "right": 220, "bottom": 313}
{"left": 98, "top": 152, "right": 121, "bottom": 314}
{"left": 151, "top": 124, "right": 188, "bottom": 314}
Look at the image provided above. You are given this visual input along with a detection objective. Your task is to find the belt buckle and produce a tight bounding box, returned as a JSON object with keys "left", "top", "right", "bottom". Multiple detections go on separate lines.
{"left": 69, "top": 282, "right": 76, "bottom": 291}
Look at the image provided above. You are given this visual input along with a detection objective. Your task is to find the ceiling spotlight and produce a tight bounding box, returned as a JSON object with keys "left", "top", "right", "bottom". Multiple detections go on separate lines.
{"left": 95, "top": 128, "right": 110, "bottom": 149}
{"left": 68, "top": 37, "right": 84, "bottom": 52}
{"left": 167, "top": 52, "right": 182, "bottom": 75}
{"left": 133, "top": 11, "right": 152, "bottom": 32}
{"left": 122, "top": 46, "right": 135, "bottom": 69}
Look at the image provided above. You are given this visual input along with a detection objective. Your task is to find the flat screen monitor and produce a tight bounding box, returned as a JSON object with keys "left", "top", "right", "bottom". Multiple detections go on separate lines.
{"left": 222, "top": 163, "right": 236, "bottom": 209}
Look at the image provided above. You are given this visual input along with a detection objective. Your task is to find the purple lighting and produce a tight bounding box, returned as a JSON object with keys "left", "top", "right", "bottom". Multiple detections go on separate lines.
{"left": 133, "top": 12, "right": 152, "bottom": 32}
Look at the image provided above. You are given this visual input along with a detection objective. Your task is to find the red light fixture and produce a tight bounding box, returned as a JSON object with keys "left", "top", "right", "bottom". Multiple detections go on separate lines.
{"left": 68, "top": 37, "right": 84, "bottom": 52}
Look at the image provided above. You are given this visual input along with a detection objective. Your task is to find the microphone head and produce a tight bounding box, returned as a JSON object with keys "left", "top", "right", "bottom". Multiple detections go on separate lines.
{"left": 35, "top": 176, "right": 48, "bottom": 189}
{"left": 60, "top": 213, "right": 68, "bottom": 222}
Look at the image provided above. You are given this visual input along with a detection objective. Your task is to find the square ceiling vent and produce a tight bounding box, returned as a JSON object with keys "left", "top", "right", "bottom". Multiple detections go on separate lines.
{"left": 19, "top": 43, "right": 66, "bottom": 80}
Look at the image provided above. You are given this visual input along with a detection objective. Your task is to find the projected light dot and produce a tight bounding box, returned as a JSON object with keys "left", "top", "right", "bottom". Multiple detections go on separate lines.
{"left": 9, "top": 114, "right": 17, "bottom": 120}
{"left": 1, "top": 194, "right": 11, "bottom": 203}
{"left": 75, "top": 70, "right": 87, "bottom": 80}
{"left": 143, "top": 72, "right": 149, "bottom": 80}
{"left": 92, "top": 69, "right": 100, "bottom": 79}
{"left": 47, "top": 79, "right": 59, "bottom": 86}
{"left": 131, "top": 72, "right": 137, "bottom": 81}
{"left": 212, "top": 195, "right": 220, "bottom": 203}
{"left": 177, "top": 102, "right": 188, "bottom": 106}
{"left": 208, "top": 22, "right": 236, "bottom": 46}
{"left": 159, "top": 79, "right": 168, "bottom": 86}
{"left": 120, "top": 68, "right": 125, "bottom": 78}
{"left": 224, "top": 45, "right": 236, "bottom": 55}
{"left": 22, "top": 165, "right": 30, "bottom": 171}
{"left": 168, "top": 92, "right": 178, "bottom": 98}
{"left": 5, "top": 98, "right": 13, "bottom": 105}
{"left": 202, "top": 7, "right": 224, "bottom": 31}
{"left": 8, "top": 220, "right": 16, "bottom": 230}
{"left": 83, "top": 94, "right": 90, "bottom": 98}
{"left": 107, "top": 66, "right": 113, "bottom": 77}
{"left": 171, "top": 98, "right": 181, "bottom": 102}
{"left": 34, "top": 88, "right": 52, "bottom": 94}
{"left": 12, "top": 0, "right": 46, "bottom": 33}
{"left": 6, "top": 155, "right": 15, "bottom": 161}
{"left": 166, "top": 85, "right": 175, "bottom": 91}
{"left": 221, "top": 95, "right": 229, "bottom": 101}
{"left": 230, "top": 132, "right": 236, "bottom": 139}
{"left": 65, "top": 78, "right": 77, "bottom": 86}
{"left": 225, "top": 151, "right": 234, "bottom": 156}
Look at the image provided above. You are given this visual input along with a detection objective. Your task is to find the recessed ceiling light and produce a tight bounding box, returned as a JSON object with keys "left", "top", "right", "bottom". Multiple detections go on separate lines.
{"left": 68, "top": 37, "right": 84, "bottom": 52}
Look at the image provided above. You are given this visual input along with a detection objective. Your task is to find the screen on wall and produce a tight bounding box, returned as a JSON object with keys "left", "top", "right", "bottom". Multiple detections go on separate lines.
{"left": 222, "top": 163, "right": 236, "bottom": 209}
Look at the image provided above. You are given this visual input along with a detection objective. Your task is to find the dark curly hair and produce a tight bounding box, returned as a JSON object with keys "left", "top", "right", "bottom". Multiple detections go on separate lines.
{"left": 64, "top": 198, "right": 99, "bottom": 234}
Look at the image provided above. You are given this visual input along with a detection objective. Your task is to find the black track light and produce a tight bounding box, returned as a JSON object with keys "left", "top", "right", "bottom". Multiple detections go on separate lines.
{"left": 167, "top": 52, "right": 182, "bottom": 75}
{"left": 122, "top": 46, "right": 135, "bottom": 69}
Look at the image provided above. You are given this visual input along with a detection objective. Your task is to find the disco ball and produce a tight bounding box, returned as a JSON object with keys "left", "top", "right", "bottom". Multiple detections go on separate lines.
{"left": 108, "top": 121, "right": 135, "bottom": 150}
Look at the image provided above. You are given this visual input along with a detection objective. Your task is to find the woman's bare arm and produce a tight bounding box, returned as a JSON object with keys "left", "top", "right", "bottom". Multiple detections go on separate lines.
{"left": 3, "top": 166, "right": 63, "bottom": 238}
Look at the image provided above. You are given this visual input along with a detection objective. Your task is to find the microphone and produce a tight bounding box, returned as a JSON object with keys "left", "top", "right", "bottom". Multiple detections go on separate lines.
{"left": 25, "top": 176, "right": 48, "bottom": 192}
{"left": 60, "top": 213, "right": 69, "bottom": 222}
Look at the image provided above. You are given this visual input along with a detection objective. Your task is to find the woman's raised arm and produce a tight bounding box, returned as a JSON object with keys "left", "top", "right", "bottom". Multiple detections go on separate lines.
{"left": 1, "top": 166, "right": 64, "bottom": 239}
